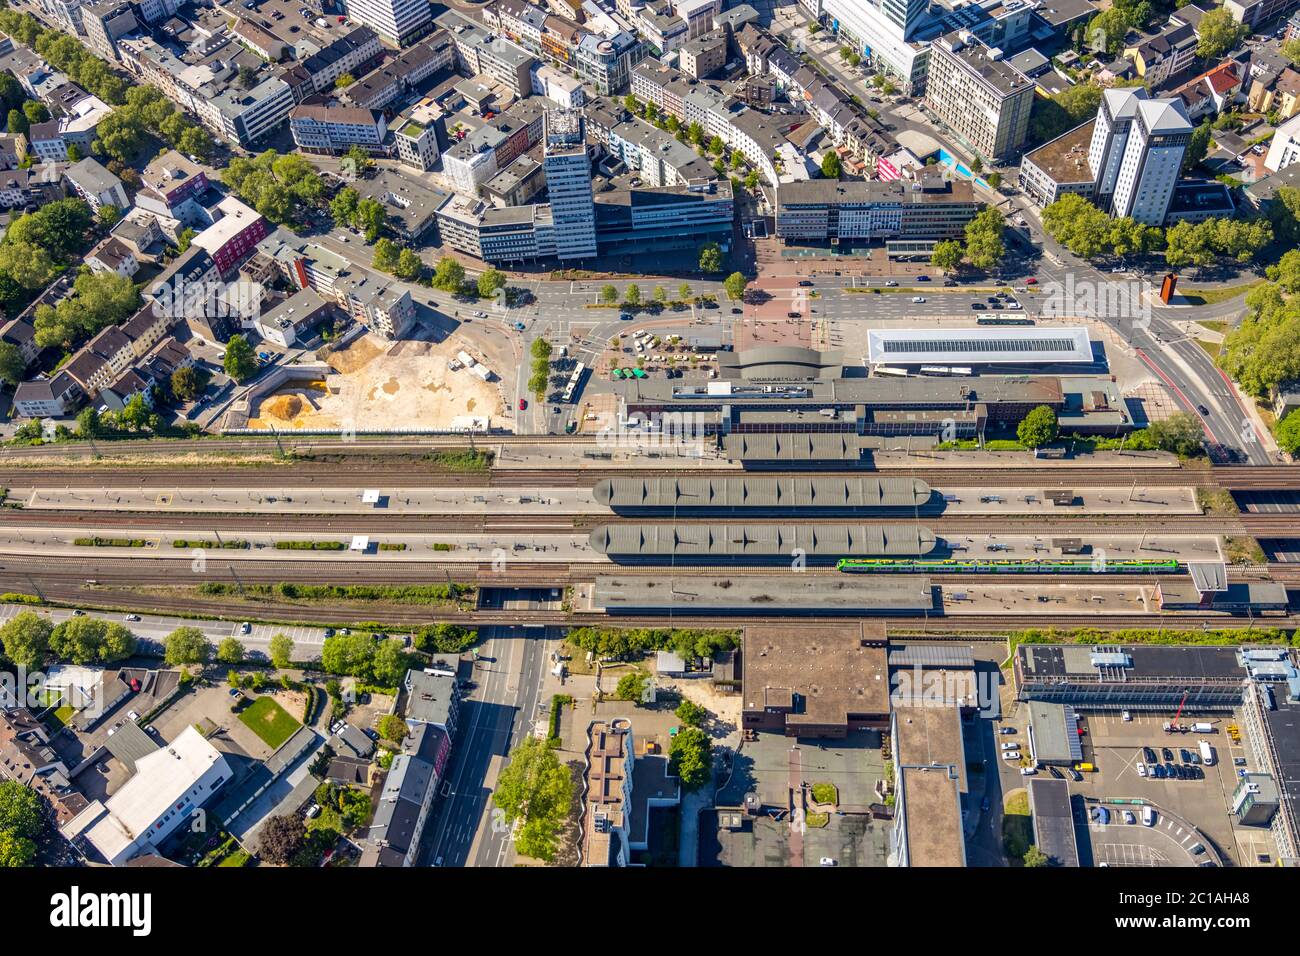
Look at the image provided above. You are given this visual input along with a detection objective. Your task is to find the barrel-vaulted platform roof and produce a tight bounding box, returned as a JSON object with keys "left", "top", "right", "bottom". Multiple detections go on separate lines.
{"left": 594, "top": 476, "right": 931, "bottom": 509}
{"left": 588, "top": 523, "right": 936, "bottom": 557}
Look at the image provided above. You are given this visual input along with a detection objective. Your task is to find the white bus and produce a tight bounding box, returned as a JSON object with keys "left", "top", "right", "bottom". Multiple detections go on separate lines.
{"left": 873, "top": 366, "right": 909, "bottom": 377}
{"left": 919, "top": 366, "right": 953, "bottom": 376}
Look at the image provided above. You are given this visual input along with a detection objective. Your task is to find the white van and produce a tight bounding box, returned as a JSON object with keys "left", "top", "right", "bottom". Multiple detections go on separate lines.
{"left": 1142, "top": 806, "right": 1156, "bottom": 827}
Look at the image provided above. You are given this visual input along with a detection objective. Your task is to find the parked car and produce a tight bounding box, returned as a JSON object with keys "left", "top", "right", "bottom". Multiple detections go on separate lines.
{"left": 125, "top": 614, "right": 141, "bottom": 622}
{"left": 911, "top": 296, "right": 926, "bottom": 303}
{"left": 1002, "top": 750, "right": 1021, "bottom": 760}
{"left": 999, "top": 726, "right": 1016, "bottom": 735}
{"left": 518, "top": 398, "right": 527, "bottom": 411}
{"left": 1001, "top": 741, "right": 1019, "bottom": 750}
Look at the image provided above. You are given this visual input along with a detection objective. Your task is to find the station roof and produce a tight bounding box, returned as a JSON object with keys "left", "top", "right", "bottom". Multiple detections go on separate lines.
{"left": 592, "top": 574, "right": 934, "bottom": 613}
{"left": 722, "top": 432, "right": 865, "bottom": 461}
{"left": 866, "top": 327, "right": 1094, "bottom": 365}
{"left": 588, "top": 523, "right": 936, "bottom": 557}
{"left": 1028, "top": 701, "right": 1084, "bottom": 763}
{"left": 593, "top": 476, "right": 931, "bottom": 509}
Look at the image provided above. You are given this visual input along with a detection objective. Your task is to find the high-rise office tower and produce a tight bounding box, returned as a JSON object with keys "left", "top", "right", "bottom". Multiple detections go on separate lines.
{"left": 543, "top": 109, "right": 597, "bottom": 261}
{"left": 1087, "top": 87, "right": 1148, "bottom": 213}
{"left": 1109, "top": 98, "right": 1193, "bottom": 226}
{"left": 344, "top": 0, "right": 432, "bottom": 47}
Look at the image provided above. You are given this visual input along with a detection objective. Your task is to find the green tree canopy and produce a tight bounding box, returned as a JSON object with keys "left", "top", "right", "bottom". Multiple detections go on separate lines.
{"left": 269, "top": 633, "right": 295, "bottom": 669}
{"left": 0, "top": 610, "right": 52, "bottom": 671}
{"left": 223, "top": 334, "right": 258, "bottom": 383}
{"left": 217, "top": 637, "right": 245, "bottom": 665}
{"left": 492, "top": 738, "right": 574, "bottom": 861}
{"left": 669, "top": 725, "right": 712, "bottom": 791}
{"left": 1017, "top": 405, "right": 1059, "bottom": 448}
{"left": 50, "top": 617, "right": 135, "bottom": 664}
{"left": 163, "top": 626, "right": 213, "bottom": 666}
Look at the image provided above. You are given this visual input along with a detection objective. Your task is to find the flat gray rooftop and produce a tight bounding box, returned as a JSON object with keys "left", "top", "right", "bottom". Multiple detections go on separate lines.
{"left": 593, "top": 476, "right": 931, "bottom": 509}
{"left": 592, "top": 574, "right": 935, "bottom": 614}
{"left": 588, "top": 523, "right": 936, "bottom": 558}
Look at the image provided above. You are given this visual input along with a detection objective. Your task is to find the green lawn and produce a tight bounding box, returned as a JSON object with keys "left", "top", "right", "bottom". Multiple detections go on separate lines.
{"left": 1180, "top": 279, "right": 1265, "bottom": 307}
{"left": 1002, "top": 791, "right": 1033, "bottom": 864}
{"left": 237, "top": 695, "right": 301, "bottom": 749}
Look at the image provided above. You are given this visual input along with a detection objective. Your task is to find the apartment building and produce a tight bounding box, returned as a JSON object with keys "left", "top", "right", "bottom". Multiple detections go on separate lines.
{"left": 335, "top": 272, "right": 416, "bottom": 340}
{"left": 680, "top": 29, "right": 727, "bottom": 79}
{"left": 392, "top": 101, "right": 444, "bottom": 171}
{"left": 775, "top": 176, "right": 979, "bottom": 242}
{"left": 0, "top": 133, "right": 26, "bottom": 170}
{"left": 294, "top": 27, "right": 384, "bottom": 98}
{"left": 191, "top": 196, "right": 269, "bottom": 278}
{"left": 63, "top": 157, "right": 128, "bottom": 212}
{"left": 346, "top": 0, "right": 434, "bottom": 47}
{"left": 476, "top": 1, "right": 646, "bottom": 94}
{"left": 925, "top": 31, "right": 1035, "bottom": 162}
{"left": 1124, "top": 21, "right": 1198, "bottom": 88}
{"left": 63, "top": 727, "right": 231, "bottom": 867}
{"left": 13, "top": 373, "right": 82, "bottom": 418}
{"left": 81, "top": 1, "right": 140, "bottom": 62}
{"left": 342, "top": 30, "right": 457, "bottom": 110}
{"left": 1265, "top": 112, "right": 1300, "bottom": 171}
{"left": 289, "top": 103, "right": 388, "bottom": 154}
{"left": 1088, "top": 86, "right": 1149, "bottom": 212}
{"left": 1110, "top": 97, "right": 1194, "bottom": 225}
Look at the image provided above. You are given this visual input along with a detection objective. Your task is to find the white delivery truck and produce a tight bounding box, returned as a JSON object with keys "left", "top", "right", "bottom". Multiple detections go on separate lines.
{"left": 1191, "top": 722, "right": 1214, "bottom": 733}
{"left": 456, "top": 350, "right": 477, "bottom": 368}
{"left": 1199, "top": 740, "right": 1215, "bottom": 766}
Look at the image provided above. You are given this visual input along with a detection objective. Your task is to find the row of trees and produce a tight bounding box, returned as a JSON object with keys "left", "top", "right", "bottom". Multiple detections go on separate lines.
{"left": 1219, "top": 263, "right": 1300, "bottom": 402}
{"left": 0, "top": 611, "right": 137, "bottom": 671}
{"left": 1040, "top": 193, "right": 1272, "bottom": 265}
{"left": 0, "top": 9, "right": 129, "bottom": 105}
{"left": 319, "top": 631, "right": 411, "bottom": 687}
{"left": 372, "top": 238, "right": 425, "bottom": 281}
{"left": 0, "top": 781, "right": 43, "bottom": 868}
{"left": 1014, "top": 405, "right": 1207, "bottom": 456}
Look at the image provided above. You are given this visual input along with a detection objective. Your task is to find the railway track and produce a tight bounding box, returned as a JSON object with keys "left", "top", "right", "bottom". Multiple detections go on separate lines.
{"left": 0, "top": 463, "right": 1297, "bottom": 491}
{"left": 2, "top": 508, "right": 1297, "bottom": 535}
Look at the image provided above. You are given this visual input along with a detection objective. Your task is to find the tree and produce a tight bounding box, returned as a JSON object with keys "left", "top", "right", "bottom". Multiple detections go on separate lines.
{"left": 492, "top": 738, "right": 574, "bottom": 862}
{"left": 356, "top": 197, "right": 385, "bottom": 242}
{"left": 0, "top": 831, "right": 35, "bottom": 868}
{"left": 321, "top": 632, "right": 378, "bottom": 679}
{"left": 1029, "top": 82, "right": 1102, "bottom": 144}
{"left": 49, "top": 617, "right": 135, "bottom": 664}
{"left": 0, "top": 341, "right": 23, "bottom": 387}
{"left": 335, "top": 73, "right": 355, "bottom": 89}
{"left": 1017, "top": 405, "right": 1059, "bottom": 448}
{"left": 477, "top": 267, "right": 506, "bottom": 300}
{"left": 931, "top": 239, "right": 964, "bottom": 273}
{"left": 432, "top": 256, "right": 465, "bottom": 293}
{"left": 1197, "top": 8, "right": 1243, "bottom": 59}
{"left": 217, "top": 637, "right": 245, "bottom": 665}
{"left": 1148, "top": 411, "right": 1205, "bottom": 457}
{"left": 377, "top": 714, "right": 407, "bottom": 743}
{"left": 724, "top": 271, "right": 748, "bottom": 301}
{"left": 530, "top": 337, "right": 553, "bottom": 361}
{"left": 1024, "top": 845, "right": 1049, "bottom": 867}
{"left": 986, "top": 171, "right": 1002, "bottom": 189}
{"left": 971, "top": 155, "right": 984, "bottom": 175}
{"left": 344, "top": 144, "right": 375, "bottom": 177}
{"left": 76, "top": 405, "right": 103, "bottom": 438}
{"left": 669, "top": 725, "right": 712, "bottom": 791}
{"left": 1184, "top": 121, "right": 1212, "bottom": 174}
{"left": 257, "top": 814, "right": 306, "bottom": 865}
{"left": 170, "top": 366, "right": 201, "bottom": 402}
{"left": 119, "top": 392, "right": 151, "bottom": 432}
{"left": 269, "top": 633, "right": 295, "bottom": 669}
{"left": 414, "top": 623, "right": 476, "bottom": 653}
{"left": 223, "top": 334, "right": 257, "bottom": 383}
{"left": 675, "top": 698, "right": 707, "bottom": 727}
{"left": 395, "top": 248, "right": 423, "bottom": 281}
{"left": 0, "top": 611, "right": 52, "bottom": 671}
{"left": 330, "top": 187, "right": 359, "bottom": 227}
{"left": 0, "top": 780, "right": 43, "bottom": 840}
{"left": 623, "top": 93, "right": 639, "bottom": 113}
{"left": 624, "top": 284, "right": 641, "bottom": 307}
{"left": 6, "top": 108, "right": 26, "bottom": 136}
{"left": 698, "top": 242, "right": 723, "bottom": 273}
{"left": 679, "top": 282, "right": 692, "bottom": 301}
{"left": 22, "top": 100, "right": 48, "bottom": 125}
{"left": 708, "top": 134, "right": 725, "bottom": 155}
{"left": 820, "top": 150, "right": 843, "bottom": 179}
{"left": 599, "top": 284, "right": 619, "bottom": 305}
{"left": 1284, "top": 37, "right": 1300, "bottom": 67}
{"left": 614, "top": 671, "right": 647, "bottom": 701}
{"left": 653, "top": 284, "right": 667, "bottom": 304}
{"left": 371, "top": 639, "right": 408, "bottom": 687}
{"left": 1042, "top": 193, "right": 1115, "bottom": 259}
{"left": 164, "top": 626, "right": 212, "bottom": 666}
{"left": 963, "top": 207, "right": 1005, "bottom": 271}
{"left": 687, "top": 121, "right": 704, "bottom": 145}
{"left": 372, "top": 237, "right": 400, "bottom": 274}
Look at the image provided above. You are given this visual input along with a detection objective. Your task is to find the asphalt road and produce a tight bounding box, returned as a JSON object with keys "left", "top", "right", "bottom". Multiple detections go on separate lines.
{"left": 419, "top": 625, "right": 554, "bottom": 867}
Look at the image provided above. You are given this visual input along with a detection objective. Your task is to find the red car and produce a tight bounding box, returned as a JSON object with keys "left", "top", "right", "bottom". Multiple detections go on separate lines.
{"left": 518, "top": 398, "right": 527, "bottom": 411}
{"left": 1025, "top": 277, "right": 1038, "bottom": 285}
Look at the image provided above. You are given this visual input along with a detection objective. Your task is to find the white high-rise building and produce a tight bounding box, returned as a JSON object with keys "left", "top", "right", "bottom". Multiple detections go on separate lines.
{"left": 1109, "top": 98, "right": 1193, "bottom": 226}
{"left": 543, "top": 110, "right": 597, "bottom": 261}
{"left": 823, "top": 0, "right": 931, "bottom": 93}
{"left": 344, "top": 0, "right": 432, "bottom": 47}
{"left": 1087, "top": 87, "right": 1148, "bottom": 213}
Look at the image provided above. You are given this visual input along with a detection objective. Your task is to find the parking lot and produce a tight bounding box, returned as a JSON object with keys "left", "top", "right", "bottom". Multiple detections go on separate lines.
{"left": 1087, "top": 800, "right": 1214, "bottom": 867}
{"left": 1058, "top": 711, "right": 1266, "bottom": 867}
